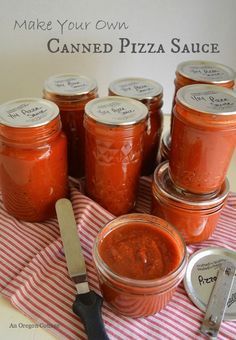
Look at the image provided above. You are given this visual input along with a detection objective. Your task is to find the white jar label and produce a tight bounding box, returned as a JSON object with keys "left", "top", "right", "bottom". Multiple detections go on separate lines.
{"left": 85, "top": 97, "right": 148, "bottom": 125}
{"left": 0, "top": 98, "right": 59, "bottom": 127}
{"left": 44, "top": 74, "right": 97, "bottom": 95}
{"left": 178, "top": 85, "right": 236, "bottom": 115}
{"left": 109, "top": 78, "right": 162, "bottom": 100}
{"left": 178, "top": 61, "right": 235, "bottom": 83}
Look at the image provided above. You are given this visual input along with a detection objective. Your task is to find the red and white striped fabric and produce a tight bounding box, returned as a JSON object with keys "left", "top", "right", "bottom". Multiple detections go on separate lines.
{"left": 0, "top": 177, "right": 236, "bottom": 340}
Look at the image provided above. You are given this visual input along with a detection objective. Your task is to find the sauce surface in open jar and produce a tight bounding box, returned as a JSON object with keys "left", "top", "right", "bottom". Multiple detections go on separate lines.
{"left": 170, "top": 84, "right": 236, "bottom": 194}
{"left": 171, "top": 60, "right": 235, "bottom": 125}
{"left": 0, "top": 98, "right": 68, "bottom": 222}
{"left": 43, "top": 74, "right": 98, "bottom": 178}
{"left": 152, "top": 162, "right": 229, "bottom": 244}
{"left": 109, "top": 77, "right": 163, "bottom": 175}
{"left": 84, "top": 96, "right": 148, "bottom": 216}
{"left": 93, "top": 213, "right": 187, "bottom": 317}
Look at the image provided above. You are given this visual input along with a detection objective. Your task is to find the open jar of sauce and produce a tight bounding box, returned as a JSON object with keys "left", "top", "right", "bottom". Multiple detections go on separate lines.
{"left": 93, "top": 213, "right": 187, "bottom": 318}
{"left": 84, "top": 96, "right": 148, "bottom": 216}
{"left": 171, "top": 60, "right": 235, "bottom": 125}
{"left": 152, "top": 162, "right": 229, "bottom": 244}
{"left": 170, "top": 84, "right": 236, "bottom": 194}
{"left": 0, "top": 98, "right": 68, "bottom": 222}
{"left": 43, "top": 74, "right": 98, "bottom": 178}
{"left": 108, "top": 77, "right": 163, "bottom": 175}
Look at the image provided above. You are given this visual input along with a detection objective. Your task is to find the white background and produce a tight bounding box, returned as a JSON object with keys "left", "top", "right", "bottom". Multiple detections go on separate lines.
{"left": 0, "top": 0, "right": 236, "bottom": 113}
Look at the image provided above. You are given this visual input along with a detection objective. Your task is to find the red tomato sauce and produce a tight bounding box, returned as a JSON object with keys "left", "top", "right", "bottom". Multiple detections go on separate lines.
{"left": 99, "top": 222, "right": 181, "bottom": 280}
{"left": 141, "top": 99, "right": 163, "bottom": 175}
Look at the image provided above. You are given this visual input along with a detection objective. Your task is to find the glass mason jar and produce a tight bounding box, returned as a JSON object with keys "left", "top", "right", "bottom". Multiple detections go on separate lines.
{"left": 0, "top": 98, "right": 68, "bottom": 222}
{"left": 84, "top": 97, "right": 148, "bottom": 216}
{"left": 43, "top": 74, "right": 98, "bottom": 178}
{"left": 152, "top": 162, "right": 229, "bottom": 244}
{"left": 156, "top": 130, "right": 171, "bottom": 165}
{"left": 170, "top": 84, "right": 236, "bottom": 194}
{"left": 171, "top": 60, "right": 235, "bottom": 126}
{"left": 93, "top": 213, "right": 187, "bottom": 318}
{"left": 108, "top": 77, "right": 163, "bottom": 175}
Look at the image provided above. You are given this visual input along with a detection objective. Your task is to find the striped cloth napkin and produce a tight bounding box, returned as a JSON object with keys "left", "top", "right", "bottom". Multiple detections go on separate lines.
{"left": 0, "top": 177, "right": 236, "bottom": 340}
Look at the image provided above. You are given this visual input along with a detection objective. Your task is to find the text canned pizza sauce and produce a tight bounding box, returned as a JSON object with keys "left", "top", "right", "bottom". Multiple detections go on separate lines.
{"left": 170, "top": 85, "right": 236, "bottom": 194}
{"left": 171, "top": 60, "right": 235, "bottom": 126}
{"left": 84, "top": 97, "right": 148, "bottom": 216}
{"left": 0, "top": 98, "right": 68, "bottom": 222}
{"left": 93, "top": 214, "right": 187, "bottom": 318}
{"left": 43, "top": 74, "right": 98, "bottom": 178}
{"left": 152, "top": 162, "right": 229, "bottom": 244}
{"left": 108, "top": 78, "right": 163, "bottom": 175}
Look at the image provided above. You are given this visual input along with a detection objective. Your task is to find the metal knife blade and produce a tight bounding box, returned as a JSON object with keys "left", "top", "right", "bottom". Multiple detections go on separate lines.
{"left": 55, "top": 198, "right": 109, "bottom": 340}
{"left": 55, "top": 198, "right": 89, "bottom": 294}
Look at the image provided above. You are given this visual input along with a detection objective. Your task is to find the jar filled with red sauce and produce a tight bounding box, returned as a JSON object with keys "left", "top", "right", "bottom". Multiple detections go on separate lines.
{"left": 170, "top": 84, "right": 236, "bottom": 194}
{"left": 43, "top": 74, "right": 98, "bottom": 178}
{"left": 84, "top": 97, "right": 148, "bottom": 216}
{"left": 171, "top": 60, "right": 235, "bottom": 125}
{"left": 108, "top": 77, "right": 163, "bottom": 175}
{"left": 156, "top": 130, "right": 171, "bottom": 165}
{"left": 93, "top": 213, "right": 187, "bottom": 318}
{"left": 152, "top": 162, "right": 229, "bottom": 244}
{"left": 0, "top": 98, "right": 68, "bottom": 222}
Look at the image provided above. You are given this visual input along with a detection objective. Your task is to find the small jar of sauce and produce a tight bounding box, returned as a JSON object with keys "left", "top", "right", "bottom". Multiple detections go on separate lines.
{"left": 108, "top": 77, "right": 163, "bottom": 175}
{"left": 93, "top": 213, "right": 187, "bottom": 318}
{"left": 170, "top": 84, "right": 236, "bottom": 194}
{"left": 84, "top": 97, "right": 148, "bottom": 216}
{"left": 43, "top": 74, "right": 98, "bottom": 178}
{"left": 152, "top": 162, "right": 229, "bottom": 244}
{"left": 0, "top": 98, "right": 68, "bottom": 222}
{"left": 171, "top": 60, "right": 235, "bottom": 124}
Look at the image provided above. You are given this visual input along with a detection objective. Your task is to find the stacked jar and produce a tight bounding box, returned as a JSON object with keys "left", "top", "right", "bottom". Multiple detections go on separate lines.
{"left": 108, "top": 77, "right": 163, "bottom": 175}
{"left": 158, "top": 60, "right": 236, "bottom": 164}
{"left": 152, "top": 84, "right": 236, "bottom": 244}
{"left": 43, "top": 74, "right": 98, "bottom": 178}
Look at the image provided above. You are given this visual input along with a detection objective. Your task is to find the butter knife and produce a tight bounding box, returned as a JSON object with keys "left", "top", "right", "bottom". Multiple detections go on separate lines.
{"left": 55, "top": 198, "right": 109, "bottom": 340}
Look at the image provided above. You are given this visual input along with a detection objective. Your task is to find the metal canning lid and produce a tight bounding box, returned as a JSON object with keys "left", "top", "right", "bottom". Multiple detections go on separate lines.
{"left": 184, "top": 247, "right": 236, "bottom": 320}
{"left": 153, "top": 162, "right": 229, "bottom": 208}
{"left": 177, "top": 60, "right": 236, "bottom": 83}
{"left": 44, "top": 74, "right": 97, "bottom": 96}
{"left": 85, "top": 96, "right": 148, "bottom": 126}
{"left": 177, "top": 84, "right": 236, "bottom": 115}
{"left": 109, "top": 77, "right": 163, "bottom": 100}
{"left": 0, "top": 98, "right": 59, "bottom": 128}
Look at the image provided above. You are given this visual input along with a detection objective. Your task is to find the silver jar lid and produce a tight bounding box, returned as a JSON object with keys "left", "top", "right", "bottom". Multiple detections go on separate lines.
{"left": 176, "top": 84, "right": 236, "bottom": 116}
{"left": 109, "top": 77, "right": 163, "bottom": 101}
{"left": 85, "top": 96, "right": 148, "bottom": 126}
{"left": 153, "top": 162, "right": 229, "bottom": 208}
{"left": 44, "top": 74, "right": 97, "bottom": 96}
{"left": 0, "top": 98, "right": 59, "bottom": 128}
{"left": 184, "top": 247, "right": 236, "bottom": 320}
{"left": 177, "top": 60, "right": 236, "bottom": 84}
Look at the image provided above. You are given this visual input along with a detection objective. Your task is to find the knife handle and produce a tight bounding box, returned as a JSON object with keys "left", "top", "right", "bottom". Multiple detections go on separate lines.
{"left": 72, "top": 291, "right": 109, "bottom": 340}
